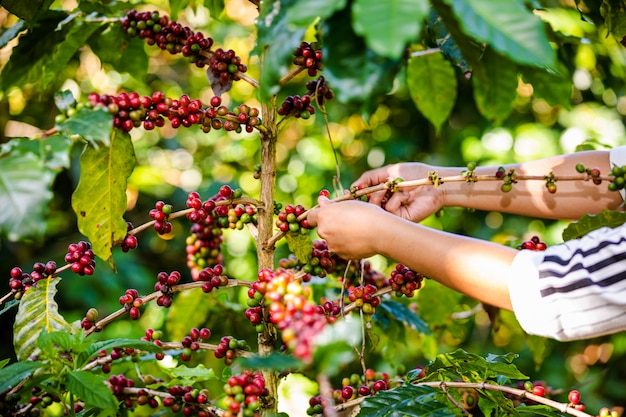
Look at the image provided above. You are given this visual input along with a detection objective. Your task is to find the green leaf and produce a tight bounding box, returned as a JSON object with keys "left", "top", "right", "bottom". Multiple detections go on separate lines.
{"left": 472, "top": 48, "right": 518, "bottom": 124}
{"left": 67, "top": 370, "right": 118, "bottom": 410}
{"left": 169, "top": 0, "right": 187, "bottom": 20}
{"left": 238, "top": 353, "right": 304, "bottom": 371}
{"left": 0, "top": 11, "right": 68, "bottom": 91}
{"left": 0, "top": 300, "right": 19, "bottom": 317}
{"left": 255, "top": 0, "right": 308, "bottom": 101}
{"left": 520, "top": 63, "right": 572, "bottom": 108}
{"left": 352, "top": 0, "right": 428, "bottom": 59}
{"left": 38, "top": 330, "right": 75, "bottom": 357}
{"left": 166, "top": 289, "right": 214, "bottom": 342}
{"left": 80, "top": 338, "right": 162, "bottom": 366}
{"left": 376, "top": 300, "right": 431, "bottom": 335}
{"left": 164, "top": 364, "right": 219, "bottom": 380}
{"left": 358, "top": 383, "right": 453, "bottom": 417}
{"left": 427, "top": 7, "right": 477, "bottom": 76}
{"left": 286, "top": 0, "right": 347, "bottom": 26}
{"left": 428, "top": 349, "right": 527, "bottom": 381}
{"left": 71, "top": 130, "right": 135, "bottom": 269}
{"left": 0, "top": 361, "right": 45, "bottom": 392}
{"left": 89, "top": 27, "right": 149, "bottom": 76}
{"left": 0, "top": 0, "right": 55, "bottom": 25}
{"left": 416, "top": 280, "right": 463, "bottom": 326}
{"left": 0, "top": 151, "right": 55, "bottom": 242}
{"left": 442, "top": 0, "right": 555, "bottom": 68}
{"left": 42, "top": 18, "right": 101, "bottom": 89}
{"left": 0, "top": 19, "right": 26, "bottom": 49}
{"left": 562, "top": 210, "right": 626, "bottom": 241}
{"left": 0, "top": 358, "right": 9, "bottom": 369}
{"left": 284, "top": 232, "right": 312, "bottom": 263}
{"left": 58, "top": 107, "right": 114, "bottom": 147}
{"left": 13, "top": 278, "right": 74, "bottom": 361}
{"left": 204, "top": 0, "right": 225, "bottom": 19}
{"left": 321, "top": 8, "right": 401, "bottom": 107}
{"left": 600, "top": 0, "right": 626, "bottom": 41}
{"left": 406, "top": 51, "right": 457, "bottom": 133}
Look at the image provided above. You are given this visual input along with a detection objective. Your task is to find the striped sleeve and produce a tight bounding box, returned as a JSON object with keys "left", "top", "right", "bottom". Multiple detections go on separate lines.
{"left": 508, "top": 146, "right": 626, "bottom": 341}
{"left": 509, "top": 225, "right": 626, "bottom": 340}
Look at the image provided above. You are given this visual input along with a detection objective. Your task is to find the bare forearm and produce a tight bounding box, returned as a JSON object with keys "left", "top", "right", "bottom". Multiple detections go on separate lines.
{"left": 440, "top": 151, "right": 622, "bottom": 219}
{"left": 376, "top": 216, "right": 516, "bottom": 310}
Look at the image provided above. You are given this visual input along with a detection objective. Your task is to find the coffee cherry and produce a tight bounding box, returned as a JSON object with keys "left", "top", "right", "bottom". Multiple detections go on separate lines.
{"left": 568, "top": 389, "right": 581, "bottom": 405}
{"left": 576, "top": 163, "right": 585, "bottom": 173}
{"left": 531, "top": 385, "right": 546, "bottom": 397}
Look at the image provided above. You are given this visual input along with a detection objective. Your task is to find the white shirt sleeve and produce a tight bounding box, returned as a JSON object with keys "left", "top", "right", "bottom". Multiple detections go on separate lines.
{"left": 508, "top": 146, "right": 626, "bottom": 341}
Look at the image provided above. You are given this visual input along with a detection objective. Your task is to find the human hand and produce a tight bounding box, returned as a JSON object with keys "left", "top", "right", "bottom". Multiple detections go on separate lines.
{"left": 352, "top": 162, "right": 443, "bottom": 222}
{"left": 307, "top": 196, "right": 390, "bottom": 260}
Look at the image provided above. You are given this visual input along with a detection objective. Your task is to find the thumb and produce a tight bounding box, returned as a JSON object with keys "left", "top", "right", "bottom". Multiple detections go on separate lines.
{"left": 307, "top": 196, "right": 331, "bottom": 227}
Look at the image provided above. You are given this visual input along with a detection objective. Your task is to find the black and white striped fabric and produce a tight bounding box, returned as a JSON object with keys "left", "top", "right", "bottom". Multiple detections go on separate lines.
{"left": 508, "top": 146, "right": 626, "bottom": 341}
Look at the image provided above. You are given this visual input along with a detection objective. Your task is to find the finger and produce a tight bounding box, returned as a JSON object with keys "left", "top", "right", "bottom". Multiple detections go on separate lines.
{"left": 383, "top": 191, "right": 409, "bottom": 213}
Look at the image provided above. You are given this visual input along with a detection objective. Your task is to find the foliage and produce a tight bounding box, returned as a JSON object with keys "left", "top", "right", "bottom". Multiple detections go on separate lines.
{"left": 1, "top": 0, "right": 626, "bottom": 416}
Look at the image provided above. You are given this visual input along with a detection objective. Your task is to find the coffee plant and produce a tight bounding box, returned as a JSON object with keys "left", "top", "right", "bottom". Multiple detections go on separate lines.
{"left": 1, "top": 1, "right": 626, "bottom": 417}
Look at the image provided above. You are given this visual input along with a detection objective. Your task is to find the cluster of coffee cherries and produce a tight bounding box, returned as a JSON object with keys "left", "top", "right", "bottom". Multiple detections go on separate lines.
{"left": 120, "top": 221, "right": 139, "bottom": 252}
{"left": 65, "top": 241, "right": 96, "bottom": 276}
{"left": 277, "top": 77, "right": 334, "bottom": 119}
{"left": 203, "top": 97, "right": 262, "bottom": 134}
{"left": 293, "top": 42, "right": 323, "bottom": 77}
{"left": 154, "top": 270, "right": 182, "bottom": 307}
{"left": 275, "top": 204, "right": 313, "bottom": 234}
{"left": 597, "top": 407, "right": 620, "bottom": 417}
{"left": 207, "top": 48, "right": 248, "bottom": 86}
{"left": 90, "top": 346, "right": 137, "bottom": 374}
{"left": 316, "top": 299, "right": 342, "bottom": 323}
{"left": 185, "top": 186, "right": 257, "bottom": 278}
{"left": 142, "top": 328, "right": 165, "bottom": 360}
{"left": 519, "top": 236, "right": 547, "bottom": 251}
{"left": 119, "top": 288, "right": 143, "bottom": 320}
{"left": 80, "top": 307, "right": 99, "bottom": 330}
{"left": 162, "top": 385, "right": 215, "bottom": 417}
{"left": 87, "top": 91, "right": 262, "bottom": 134}
{"left": 336, "top": 258, "right": 388, "bottom": 290}
{"left": 222, "top": 370, "right": 268, "bottom": 417}
{"left": 196, "top": 264, "right": 229, "bottom": 293}
{"left": 252, "top": 268, "right": 328, "bottom": 362}
{"left": 307, "top": 370, "right": 391, "bottom": 415}
{"left": 607, "top": 164, "right": 626, "bottom": 192}
{"left": 8, "top": 261, "right": 57, "bottom": 298}
{"left": 575, "top": 163, "right": 604, "bottom": 185}
{"left": 389, "top": 263, "right": 424, "bottom": 298}
{"left": 150, "top": 200, "right": 173, "bottom": 234}
{"left": 347, "top": 284, "right": 381, "bottom": 315}
{"left": 27, "top": 389, "right": 70, "bottom": 416}
{"left": 214, "top": 336, "right": 249, "bottom": 366}
{"left": 494, "top": 167, "right": 517, "bottom": 193}
{"left": 180, "top": 327, "right": 212, "bottom": 362}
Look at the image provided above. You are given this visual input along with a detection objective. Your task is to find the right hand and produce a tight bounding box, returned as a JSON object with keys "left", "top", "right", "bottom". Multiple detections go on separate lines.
{"left": 351, "top": 162, "right": 444, "bottom": 223}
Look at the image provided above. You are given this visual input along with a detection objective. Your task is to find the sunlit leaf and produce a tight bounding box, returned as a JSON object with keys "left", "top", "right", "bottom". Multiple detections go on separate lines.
{"left": 442, "top": 0, "right": 555, "bottom": 68}
{"left": 284, "top": 231, "right": 312, "bottom": 263}
{"left": 312, "top": 318, "right": 361, "bottom": 376}
{"left": 352, "top": 0, "right": 428, "bottom": 59}
{"left": 407, "top": 50, "right": 457, "bottom": 133}
{"left": 72, "top": 130, "right": 135, "bottom": 269}
{"left": 562, "top": 209, "right": 626, "bottom": 241}
{"left": 13, "top": 278, "right": 74, "bottom": 361}
{"left": 286, "top": 0, "right": 347, "bottom": 26}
